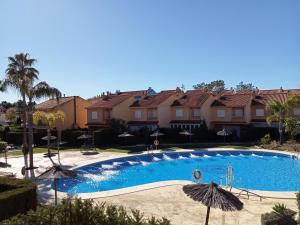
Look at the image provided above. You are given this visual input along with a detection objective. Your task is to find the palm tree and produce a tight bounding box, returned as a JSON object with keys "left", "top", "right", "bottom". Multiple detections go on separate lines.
{"left": 2, "top": 53, "right": 61, "bottom": 171}
{"left": 27, "top": 82, "right": 61, "bottom": 168}
{"left": 33, "top": 110, "right": 65, "bottom": 157}
{"left": 2, "top": 53, "right": 39, "bottom": 172}
{"left": 267, "top": 95, "right": 300, "bottom": 144}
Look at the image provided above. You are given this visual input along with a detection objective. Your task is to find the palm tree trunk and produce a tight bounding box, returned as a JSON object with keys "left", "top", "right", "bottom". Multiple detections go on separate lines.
{"left": 22, "top": 96, "right": 29, "bottom": 171}
{"left": 47, "top": 128, "right": 51, "bottom": 156}
{"left": 279, "top": 121, "right": 283, "bottom": 145}
{"left": 27, "top": 102, "right": 34, "bottom": 169}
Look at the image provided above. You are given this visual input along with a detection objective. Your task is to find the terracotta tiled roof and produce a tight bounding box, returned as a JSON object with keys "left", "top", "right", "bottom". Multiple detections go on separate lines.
{"left": 251, "top": 92, "right": 288, "bottom": 106}
{"left": 130, "top": 90, "right": 177, "bottom": 108}
{"left": 87, "top": 91, "right": 146, "bottom": 109}
{"left": 171, "top": 90, "right": 210, "bottom": 107}
{"left": 35, "top": 97, "right": 75, "bottom": 110}
{"left": 211, "top": 92, "right": 252, "bottom": 107}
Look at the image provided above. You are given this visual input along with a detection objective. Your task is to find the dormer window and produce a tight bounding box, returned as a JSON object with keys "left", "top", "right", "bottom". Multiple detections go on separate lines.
{"left": 134, "top": 96, "right": 141, "bottom": 101}
{"left": 255, "top": 109, "right": 265, "bottom": 117}
{"left": 146, "top": 87, "right": 157, "bottom": 96}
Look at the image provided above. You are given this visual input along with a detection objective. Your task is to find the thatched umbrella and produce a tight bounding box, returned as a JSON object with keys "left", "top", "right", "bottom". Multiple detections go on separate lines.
{"left": 217, "top": 129, "right": 232, "bottom": 143}
{"left": 179, "top": 130, "right": 194, "bottom": 143}
{"left": 77, "top": 134, "right": 93, "bottom": 149}
{"left": 183, "top": 182, "right": 243, "bottom": 225}
{"left": 150, "top": 131, "right": 165, "bottom": 149}
{"left": 150, "top": 131, "right": 165, "bottom": 137}
{"left": 41, "top": 135, "right": 57, "bottom": 157}
{"left": 37, "top": 165, "right": 76, "bottom": 205}
{"left": 118, "top": 132, "right": 134, "bottom": 145}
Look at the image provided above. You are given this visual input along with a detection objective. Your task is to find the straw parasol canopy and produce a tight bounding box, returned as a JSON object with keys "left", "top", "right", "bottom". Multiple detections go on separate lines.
{"left": 118, "top": 132, "right": 134, "bottom": 138}
{"left": 77, "top": 134, "right": 92, "bottom": 140}
{"left": 41, "top": 135, "right": 57, "bottom": 141}
{"left": 217, "top": 129, "right": 232, "bottom": 143}
{"left": 179, "top": 130, "right": 194, "bottom": 136}
{"left": 37, "top": 165, "right": 76, "bottom": 205}
{"left": 217, "top": 129, "right": 232, "bottom": 136}
{"left": 150, "top": 131, "right": 165, "bottom": 137}
{"left": 183, "top": 182, "right": 243, "bottom": 225}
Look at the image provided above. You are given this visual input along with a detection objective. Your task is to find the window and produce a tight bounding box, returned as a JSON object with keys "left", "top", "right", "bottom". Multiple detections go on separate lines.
{"left": 294, "top": 108, "right": 300, "bottom": 116}
{"left": 234, "top": 109, "right": 243, "bottom": 117}
{"left": 193, "top": 109, "right": 201, "bottom": 117}
{"left": 176, "top": 109, "right": 183, "bottom": 117}
{"left": 217, "top": 109, "right": 226, "bottom": 118}
{"left": 91, "top": 111, "right": 98, "bottom": 120}
{"left": 256, "top": 109, "right": 265, "bottom": 117}
{"left": 148, "top": 110, "right": 157, "bottom": 119}
{"left": 134, "top": 110, "right": 142, "bottom": 119}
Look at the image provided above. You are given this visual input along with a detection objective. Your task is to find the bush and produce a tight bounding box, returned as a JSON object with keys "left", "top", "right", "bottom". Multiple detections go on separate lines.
{"left": 296, "top": 191, "right": 300, "bottom": 223}
{"left": 260, "top": 134, "right": 272, "bottom": 145}
{"left": 0, "top": 141, "right": 7, "bottom": 152}
{"left": 0, "top": 198, "right": 171, "bottom": 225}
{"left": 0, "top": 177, "right": 37, "bottom": 221}
{"left": 261, "top": 210, "right": 297, "bottom": 225}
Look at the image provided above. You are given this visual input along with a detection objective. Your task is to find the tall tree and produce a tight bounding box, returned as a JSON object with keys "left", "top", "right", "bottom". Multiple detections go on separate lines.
{"left": 33, "top": 110, "right": 65, "bottom": 157}
{"left": 267, "top": 94, "right": 300, "bottom": 144}
{"left": 235, "top": 82, "right": 255, "bottom": 91}
{"left": 27, "top": 82, "right": 61, "bottom": 167}
{"left": 2, "top": 53, "right": 39, "bottom": 173}
{"left": 193, "top": 80, "right": 225, "bottom": 92}
{"left": 2, "top": 53, "right": 61, "bottom": 171}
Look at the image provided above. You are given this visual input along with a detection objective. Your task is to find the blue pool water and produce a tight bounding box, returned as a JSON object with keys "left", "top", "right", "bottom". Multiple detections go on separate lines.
{"left": 57, "top": 150, "right": 300, "bottom": 193}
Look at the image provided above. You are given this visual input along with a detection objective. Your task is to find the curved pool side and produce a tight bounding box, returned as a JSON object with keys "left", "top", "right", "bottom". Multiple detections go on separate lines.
{"left": 56, "top": 148, "right": 300, "bottom": 199}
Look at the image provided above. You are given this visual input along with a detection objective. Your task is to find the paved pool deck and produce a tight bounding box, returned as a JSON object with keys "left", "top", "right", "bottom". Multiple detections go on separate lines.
{"left": 1, "top": 148, "right": 299, "bottom": 225}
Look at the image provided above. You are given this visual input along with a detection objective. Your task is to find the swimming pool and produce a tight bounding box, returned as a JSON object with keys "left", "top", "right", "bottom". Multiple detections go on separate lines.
{"left": 57, "top": 150, "right": 300, "bottom": 193}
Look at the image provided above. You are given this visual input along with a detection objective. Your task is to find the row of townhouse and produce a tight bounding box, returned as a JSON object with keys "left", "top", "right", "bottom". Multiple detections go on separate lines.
{"left": 35, "top": 88, "right": 300, "bottom": 138}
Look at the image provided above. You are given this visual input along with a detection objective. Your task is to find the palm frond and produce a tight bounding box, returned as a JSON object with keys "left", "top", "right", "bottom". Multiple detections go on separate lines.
{"left": 31, "top": 81, "right": 61, "bottom": 101}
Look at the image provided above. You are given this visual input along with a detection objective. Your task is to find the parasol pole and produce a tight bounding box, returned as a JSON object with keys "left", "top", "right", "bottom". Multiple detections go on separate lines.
{"left": 205, "top": 206, "right": 210, "bottom": 225}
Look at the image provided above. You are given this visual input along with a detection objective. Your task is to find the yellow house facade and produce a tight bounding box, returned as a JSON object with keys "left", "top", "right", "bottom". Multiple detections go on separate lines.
{"left": 35, "top": 96, "right": 91, "bottom": 130}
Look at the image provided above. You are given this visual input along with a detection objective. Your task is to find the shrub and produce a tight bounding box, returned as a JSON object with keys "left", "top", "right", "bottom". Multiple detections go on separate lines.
{"left": 0, "top": 141, "right": 7, "bottom": 152}
{"left": 0, "top": 198, "right": 171, "bottom": 225}
{"left": 296, "top": 191, "right": 300, "bottom": 223}
{"left": 272, "top": 203, "right": 287, "bottom": 215}
{"left": 261, "top": 211, "right": 297, "bottom": 225}
{"left": 261, "top": 203, "right": 297, "bottom": 225}
{"left": 260, "top": 134, "right": 272, "bottom": 145}
{"left": 0, "top": 177, "right": 37, "bottom": 221}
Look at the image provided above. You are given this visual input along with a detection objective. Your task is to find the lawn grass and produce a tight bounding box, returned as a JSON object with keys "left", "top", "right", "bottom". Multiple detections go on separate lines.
{"left": 0, "top": 143, "right": 256, "bottom": 158}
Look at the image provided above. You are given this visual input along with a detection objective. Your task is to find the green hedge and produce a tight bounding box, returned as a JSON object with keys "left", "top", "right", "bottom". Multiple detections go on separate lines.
{"left": 0, "top": 177, "right": 37, "bottom": 221}
{"left": 0, "top": 198, "right": 170, "bottom": 225}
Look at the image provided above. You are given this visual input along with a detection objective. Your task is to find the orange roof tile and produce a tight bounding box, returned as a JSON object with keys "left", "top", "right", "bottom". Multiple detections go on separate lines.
{"left": 211, "top": 92, "right": 252, "bottom": 107}
{"left": 171, "top": 90, "right": 210, "bottom": 107}
{"left": 87, "top": 91, "right": 146, "bottom": 109}
{"left": 130, "top": 90, "right": 177, "bottom": 108}
{"left": 35, "top": 97, "right": 75, "bottom": 110}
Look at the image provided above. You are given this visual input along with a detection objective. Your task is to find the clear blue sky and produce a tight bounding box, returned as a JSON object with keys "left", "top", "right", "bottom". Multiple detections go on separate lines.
{"left": 0, "top": 0, "right": 299, "bottom": 102}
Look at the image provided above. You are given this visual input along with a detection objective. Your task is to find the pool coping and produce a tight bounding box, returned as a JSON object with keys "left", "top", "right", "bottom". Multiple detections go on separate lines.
{"left": 55, "top": 148, "right": 300, "bottom": 200}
